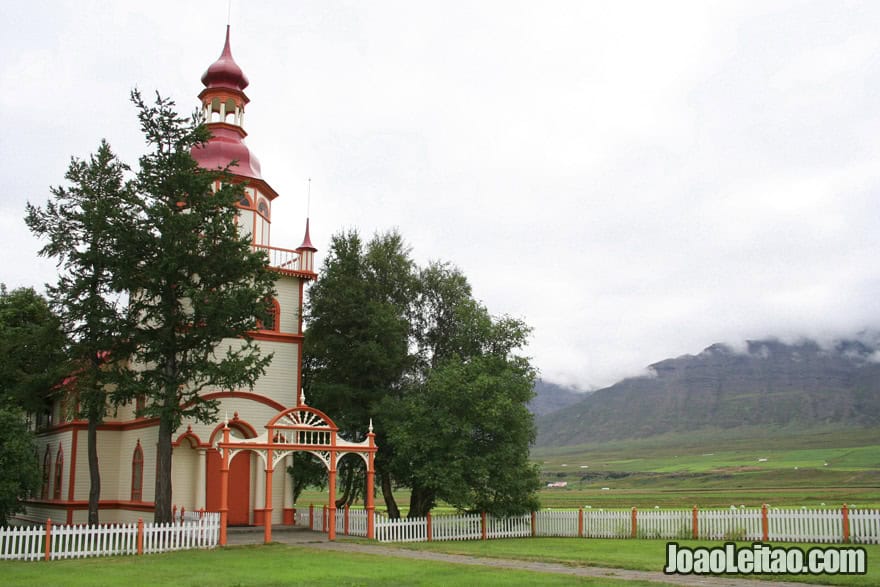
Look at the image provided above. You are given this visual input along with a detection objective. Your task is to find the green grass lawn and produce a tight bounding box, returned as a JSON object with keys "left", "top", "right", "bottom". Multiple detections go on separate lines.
{"left": 393, "top": 537, "right": 880, "bottom": 586}
{"left": 0, "top": 542, "right": 669, "bottom": 587}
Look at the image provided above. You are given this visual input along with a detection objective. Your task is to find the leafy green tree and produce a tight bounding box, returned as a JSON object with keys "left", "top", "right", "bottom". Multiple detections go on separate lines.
{"left": 0, "top": 286, "right": 66, "bottom": 413}
{"left": 0, "top": 406, "right": 41, "bottom": 526}
{"left": 387, "top": 263, "right": 540, "bottom": 517}
{"left": 0, "top": 286, "right": 63, "bottom": 526}
{"left": 303, "top": 229, "right": 417, "bottom": 517}
{"left": 116, "top": 91, "right": 277, "bottom": 523}
{"left": 26, "top": 141, "right": 137, "bottom": 524}
{"left": 304, "top": 232, "right": 540, "bottom": 518}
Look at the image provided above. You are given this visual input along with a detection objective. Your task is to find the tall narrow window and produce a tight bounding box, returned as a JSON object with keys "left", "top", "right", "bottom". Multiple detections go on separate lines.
{"left": 53, "top": 445, "right": 64, "bottom": 500}
{"left": 258, "top": 297, "right": 279, "bottom": 331}
{"left": 135, "top": 394, "right": 145, "bottom": 417}
{"left": 41, "top": 445, "right": 51, "bottom": 499}
{"left": 131, "top": 441, "right": 144, "bottom": 502}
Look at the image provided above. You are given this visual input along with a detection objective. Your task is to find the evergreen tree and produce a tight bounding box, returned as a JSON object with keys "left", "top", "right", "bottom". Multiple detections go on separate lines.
{"left": 25, "top": 142, "right": 137, "bottom": 524}
{"left": 118, "top": 91, "right": 276, "bottom": 523}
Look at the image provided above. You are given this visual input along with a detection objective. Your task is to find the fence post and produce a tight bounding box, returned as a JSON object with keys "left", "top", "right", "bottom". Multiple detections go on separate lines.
{"left": 578, "top": 508, "right": 584, "bottom": 538}
{"left": 842, "top": 504, "right": 850, "bottom": 543}
{"left": 309, "top": 504, "right": 314, "bottom": 530}
{"left": 344, "top": 506, "right": 350, "bottom": 536}
{"left": 322, "top": 505, "right": 327, "bottom": 533}
{"left": 172, "top": 505, "right": 177, "bottom": 522}
{"left": 44, "top": 518, "right": 51, "bottom": 561}
{"left": 531, "top": 511, "right": 536, "bottom": 537}
{"left": 692, "top": 505, "right": 699, "bottom": 539}
{"left": 181, "top": 506, "right": 186, "bottom": 521}
{"left": 137, "top": 518, "right": 144, "bottom": 555}
{"left": 481, "top": 511, "right": 487, "bottom": 540}
{"left": 761, "top": 504, "right": 769, "bottom": 542}
{"left": 631, "top": 507, "right": 637, "bottom": 539}
{"left": 427, "top": 511, "right": 433, "bottom": 542}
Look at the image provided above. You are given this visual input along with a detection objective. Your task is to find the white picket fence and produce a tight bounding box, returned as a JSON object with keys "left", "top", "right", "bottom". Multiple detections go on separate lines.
{"left": 0, "top": 513, "right": 220, "bottom": 562}
{"left": 302, "top": 506, "right": 880, "bottom": 545}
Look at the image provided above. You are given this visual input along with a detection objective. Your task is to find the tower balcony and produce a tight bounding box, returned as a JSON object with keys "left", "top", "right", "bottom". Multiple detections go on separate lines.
{"left": 252, "top": 244, "right": 316, "bottom": 279}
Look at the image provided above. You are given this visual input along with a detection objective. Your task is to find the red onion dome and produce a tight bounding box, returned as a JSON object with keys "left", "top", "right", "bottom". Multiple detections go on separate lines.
{"left": 201, "top": 26, "right": 249, "bottom": 91}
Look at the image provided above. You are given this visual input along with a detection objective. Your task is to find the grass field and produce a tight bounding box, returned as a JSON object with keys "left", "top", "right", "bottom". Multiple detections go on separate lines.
{"left": 532, "top": 425, "right": 880, "bottom": 509}
{"left": 297, "top": 426, "right": 880, "bottom": 513}
{"left": 396, "top": 537, "right": 880, "bottom": 586}
{"left": 0, "top": 542, "right": 667, "bottom": 587}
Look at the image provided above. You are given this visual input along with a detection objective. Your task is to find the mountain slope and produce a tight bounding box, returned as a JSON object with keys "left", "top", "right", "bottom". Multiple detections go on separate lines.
{"left": 528, "top": 380, "right": 587, "bottom": 416}
{"left": 536, "top": 336, "right": 880, "bottom": 447}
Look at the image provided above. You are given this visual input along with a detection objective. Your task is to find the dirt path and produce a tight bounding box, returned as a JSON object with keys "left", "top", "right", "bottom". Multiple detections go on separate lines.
{"left": 225, "top": 527, "right": 835, "bottom": 587}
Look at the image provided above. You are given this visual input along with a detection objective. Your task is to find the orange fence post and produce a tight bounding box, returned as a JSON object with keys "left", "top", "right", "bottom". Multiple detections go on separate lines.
{"left": 426, "top": 511, "right": 433, "bottom": 542}
{"left": 309, "top": 503, "right": 314, "bottom": 530}
{"left": 531, "top": 511, "right": 537, "bottom": 537}
{"left": 481, "top": 511, "right": 487, "bottom": 540}
{"left": 137, "top": 518, "right": 144, "bottom": 555}
{"left": 842, "top": 504, "right": 851, "bottom": 543}
{"left": 692, "top": 505, "right": 699, "bottom": 539}
{"left": 631, "top": 507, "right": 637, "bottom": 539}
{"left": 578, "top": 508, "right": 584, "bottom": 538}
{"left": 761, "top": 504, "right": 769, "bottom": 542}
{"left": 44, "top": 519, "right": 51, "bottom": 561}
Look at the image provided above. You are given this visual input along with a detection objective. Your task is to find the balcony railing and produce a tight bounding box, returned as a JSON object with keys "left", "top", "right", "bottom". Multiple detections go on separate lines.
{"left": 252, "top": 244, "right": 301, "bottom": 272}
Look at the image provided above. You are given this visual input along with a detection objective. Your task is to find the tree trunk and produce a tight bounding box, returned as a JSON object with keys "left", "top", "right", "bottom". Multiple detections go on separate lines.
{"left": 154, "top": 408, "right": 174, "bottom": 523}
{"left": 334, "top": 463, "right": 353, "bottom": 509}
{"left": 380, "top": 471, "right": 400, "bottom": 519}
{"left": 87, "top": 414, "right": 100, "bottom": 525}
{"left": 408, "top": 486, "right": 434, "bottom": 518}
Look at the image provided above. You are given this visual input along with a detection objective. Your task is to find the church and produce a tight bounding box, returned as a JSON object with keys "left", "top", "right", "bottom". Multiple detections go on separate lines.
{"left": 23, "top": 27, "right": 343, "bottom": 529}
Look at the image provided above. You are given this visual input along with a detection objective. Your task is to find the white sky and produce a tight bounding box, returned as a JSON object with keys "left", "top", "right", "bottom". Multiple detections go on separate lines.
{"left": 2, "top": 1, "right": 879, "bottom": 390}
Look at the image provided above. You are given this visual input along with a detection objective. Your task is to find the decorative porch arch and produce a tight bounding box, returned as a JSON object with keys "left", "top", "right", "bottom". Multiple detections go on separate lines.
{"left": 214, "top": 392, "right": 377, "bottom": 544}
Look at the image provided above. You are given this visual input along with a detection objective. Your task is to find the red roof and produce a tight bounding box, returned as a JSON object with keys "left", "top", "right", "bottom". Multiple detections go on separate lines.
{"left": 298, "top": 218, "right": 317, "bottom": 251}
{"left": 191, "top": 125, "right": 263, "bottom": 181}
{"left": 201, "top": 25, "right": 249, "bottom": 91}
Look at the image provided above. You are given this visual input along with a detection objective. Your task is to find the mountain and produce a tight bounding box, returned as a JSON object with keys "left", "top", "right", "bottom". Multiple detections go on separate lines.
{"left": 536, "top": 335, "right": 880, "bottom": 447}
{"left": 528, "top": 380, "right": 587, "bottom": 416}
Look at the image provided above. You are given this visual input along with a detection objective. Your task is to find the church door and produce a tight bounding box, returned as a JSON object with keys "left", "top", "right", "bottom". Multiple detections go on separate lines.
{"left": 206, "top": 449, "right": 251, "bottom": 525}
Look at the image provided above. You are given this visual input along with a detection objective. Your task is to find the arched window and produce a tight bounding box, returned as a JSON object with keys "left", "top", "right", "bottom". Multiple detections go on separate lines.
{"left": 257, "top": 199, "right": 269, "bottom": 219}
{"left": 41, "top": 445, "right": 51, "bottom": 499}
{"left": 238, "top": 193, "right": 253, "bottom": 208}
{"left": 131, "top": 441, "right": 144, "bottom": 502}
{"left": 53, "top": 445, "right": 64, "bottom": 500}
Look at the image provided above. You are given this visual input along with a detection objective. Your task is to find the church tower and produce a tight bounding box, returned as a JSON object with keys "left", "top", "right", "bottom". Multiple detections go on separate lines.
{"left": 193, "top": 25, "right": 277, "bottom": 248}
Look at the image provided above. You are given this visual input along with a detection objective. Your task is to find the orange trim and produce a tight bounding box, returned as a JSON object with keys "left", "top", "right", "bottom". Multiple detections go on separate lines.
{"left": 173, "top": 428, "right": 205, "bottom": 448}
{"left": 23, "top": 498, "right": 157, "bottom": 512}
{"left": 207, "top": 417, "right": 258, "bottom": 445}
{"left": 202, "top": 391, "right": 287, "bottom": 413}
{"left": 67, "top": 429, "right": 77, "bottom": 501}
{"left": 268, "top": 267, "right": 317, "bottom": 280}
{"left": 248, "top": 330, "right": 301, "bottom": 343}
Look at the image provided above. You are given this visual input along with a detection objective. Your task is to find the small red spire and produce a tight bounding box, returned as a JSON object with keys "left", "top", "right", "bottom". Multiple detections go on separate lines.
{"left": 201, "top": 25, "right": 249, "bottom": 90}
{"left": 298, "top": 218, "right": 317, "bottom": 251}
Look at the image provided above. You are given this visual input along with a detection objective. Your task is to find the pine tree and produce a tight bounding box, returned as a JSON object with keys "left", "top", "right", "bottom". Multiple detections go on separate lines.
{"left": 26, "top": 141, "right": 137, "bottom": 524}
{"left": 118, "top": 91, "right": 276, "bottom": 523}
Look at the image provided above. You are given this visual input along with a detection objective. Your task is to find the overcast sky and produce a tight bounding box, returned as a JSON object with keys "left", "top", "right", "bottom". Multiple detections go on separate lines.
{"left": 2, "top": 1, "right": 879, "bottom": 390}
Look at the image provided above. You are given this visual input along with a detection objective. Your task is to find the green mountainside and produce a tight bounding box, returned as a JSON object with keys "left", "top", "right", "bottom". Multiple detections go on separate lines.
{"left": 536, "top": 336, "right": 880, "bottom": 448}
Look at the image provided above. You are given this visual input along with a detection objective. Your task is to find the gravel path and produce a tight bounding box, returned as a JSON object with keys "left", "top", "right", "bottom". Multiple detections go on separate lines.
{"left": 225, "top": 527, "right": 835, "bottom": 587}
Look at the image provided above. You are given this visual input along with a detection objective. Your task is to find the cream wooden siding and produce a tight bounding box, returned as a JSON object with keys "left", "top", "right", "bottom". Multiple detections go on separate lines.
{"left": 171, "top": 441, "right": 200, "bottom": 508}
{"left": 276, "top": 275, "right": 300, "bottom": 334}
